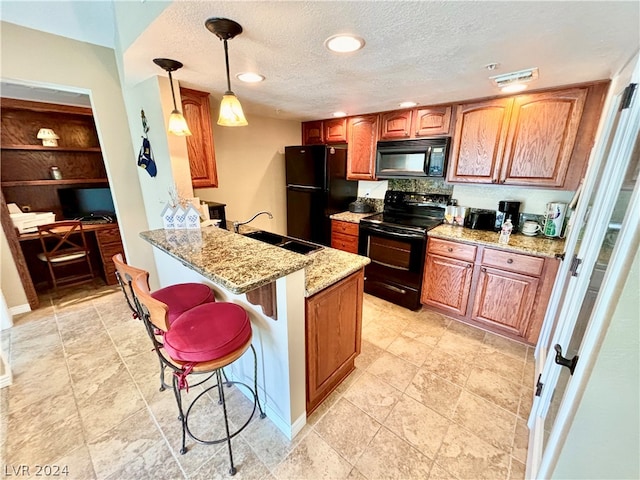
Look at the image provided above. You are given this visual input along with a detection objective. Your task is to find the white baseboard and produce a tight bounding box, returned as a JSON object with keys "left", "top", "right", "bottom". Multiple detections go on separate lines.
{"left": 0, "top": 354, "right": 12, "bottom": 389}
{"left": 9, "top": 304, "right": 30, "bottom": 316}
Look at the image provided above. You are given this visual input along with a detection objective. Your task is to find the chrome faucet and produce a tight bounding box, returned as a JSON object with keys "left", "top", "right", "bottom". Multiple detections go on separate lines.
{"left": 233, "top": 211, "right": 273, "bottom": 233}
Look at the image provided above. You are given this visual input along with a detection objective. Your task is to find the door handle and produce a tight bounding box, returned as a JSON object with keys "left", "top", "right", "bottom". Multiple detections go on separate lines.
{"left": 554, "top": 344, "right": 579, "bottom": 375}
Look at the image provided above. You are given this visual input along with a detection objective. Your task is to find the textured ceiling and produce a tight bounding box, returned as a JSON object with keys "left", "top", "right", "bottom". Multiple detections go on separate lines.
{"left": 3, "top": 1, "right": 639, "bottom": 121}
{"left": 124, "top": 1, "right": 640, "bottom": 121}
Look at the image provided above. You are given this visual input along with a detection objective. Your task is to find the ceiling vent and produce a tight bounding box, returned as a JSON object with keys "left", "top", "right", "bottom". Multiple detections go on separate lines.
{"left": 490, "top": 67, "right": 539, "bottom": 88}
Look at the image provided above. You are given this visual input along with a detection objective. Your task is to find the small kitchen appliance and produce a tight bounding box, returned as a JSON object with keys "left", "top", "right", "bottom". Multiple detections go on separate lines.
{"left": 543, "top": 202, "right": 568, "bottom": 238}
{"left": 495, "top": 201, "right": 521, "bottom": 232}
{"left": 464, "top": 209, "right": 497, "bottom": 231}
{"left": 375, "top": 138, "right": 450, "bottom": 178}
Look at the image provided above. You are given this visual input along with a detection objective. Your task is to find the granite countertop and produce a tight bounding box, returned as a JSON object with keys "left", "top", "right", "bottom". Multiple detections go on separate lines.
{"left": 429, "top": 224, "right": 565, "bottom": 258}
{"left": 329, "top": 211, "right": 376, "bottom": 223}
{"left": 140, "top": 227, "right": 369, "bottom": 297}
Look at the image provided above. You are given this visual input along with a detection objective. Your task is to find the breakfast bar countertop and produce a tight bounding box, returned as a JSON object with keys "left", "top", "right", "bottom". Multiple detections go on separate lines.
{"left": 428, "top": 224, "right": 566, "bottom": 258}
{"left": 140, "top": 227, "right": 369, "bottom": 297}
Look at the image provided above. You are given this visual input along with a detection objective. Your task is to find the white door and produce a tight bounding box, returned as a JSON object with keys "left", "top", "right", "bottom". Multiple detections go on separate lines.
{"left": 527, "top": 60, "right": 639, "bottom": 478}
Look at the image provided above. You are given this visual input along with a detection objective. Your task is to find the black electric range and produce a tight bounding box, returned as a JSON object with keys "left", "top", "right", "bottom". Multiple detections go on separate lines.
{"left": 358, "top": 191, "right": 450, "bottom": 310}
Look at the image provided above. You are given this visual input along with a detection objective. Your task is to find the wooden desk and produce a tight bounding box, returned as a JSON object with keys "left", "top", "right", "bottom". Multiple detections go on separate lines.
{"left": 19, "top": 222, "right": 124, "bottom": 287}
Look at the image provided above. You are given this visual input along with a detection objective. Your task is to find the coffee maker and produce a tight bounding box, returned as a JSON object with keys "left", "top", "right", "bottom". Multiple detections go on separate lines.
{"left": 495, "top": 201, "right": 521, "bottom": 232}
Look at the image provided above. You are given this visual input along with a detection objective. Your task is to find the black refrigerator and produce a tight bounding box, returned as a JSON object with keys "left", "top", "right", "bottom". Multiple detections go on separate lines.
{"left": 285, "top": 145, "right": 358, "bottom": 245}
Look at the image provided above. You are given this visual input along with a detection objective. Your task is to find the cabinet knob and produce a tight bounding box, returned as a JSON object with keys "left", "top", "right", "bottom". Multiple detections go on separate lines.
{"left": 491, "top": 179, "right": 497, "bottom": 184}
{"left": 481, "top": 267, "right": 487, "bottom": 272}
{"left": 507, "top": 258, "right": 513, "bottom": 264}
{"left": 467, "top": 263, "right": 472, "bottom": 268}
{"left": 447, "top": 247, "right": 453, "bottom": 252}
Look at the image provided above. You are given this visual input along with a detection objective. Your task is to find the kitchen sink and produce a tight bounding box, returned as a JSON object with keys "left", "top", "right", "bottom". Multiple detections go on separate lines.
{"left": 242, "top": 230, "right": 322, "bottom": 254}
{"left": 242, "top": 230, "right": 284, "bottom": 245}
{"left": 279, "top": 240, "right": 322, "bottom": 255}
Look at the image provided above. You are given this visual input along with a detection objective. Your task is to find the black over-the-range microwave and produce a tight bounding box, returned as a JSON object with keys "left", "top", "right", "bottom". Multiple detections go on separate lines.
{"left": 375, "top": 137, "right": 450, "bottom": 179}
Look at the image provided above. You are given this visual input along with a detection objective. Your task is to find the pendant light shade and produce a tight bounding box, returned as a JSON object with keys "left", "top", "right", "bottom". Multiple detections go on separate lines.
{"left": 205, "top": 17, "right": 249, "bottom": 127}
{"left": 153, "top": 58, "right": 192, "bottom": 136}
{"left": 218, "top": 93, "right": 248, "bottom": 126}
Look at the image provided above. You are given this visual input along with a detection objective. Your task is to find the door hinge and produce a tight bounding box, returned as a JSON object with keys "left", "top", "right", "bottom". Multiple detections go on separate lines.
{"left": 569, "top": 254, "right": 582, "bottom": 277}
{"left": 535, "top": 374, "right": 544, "bottom": 397}
{"left": 620, "top": 83, "right": 637, "bottom": 110}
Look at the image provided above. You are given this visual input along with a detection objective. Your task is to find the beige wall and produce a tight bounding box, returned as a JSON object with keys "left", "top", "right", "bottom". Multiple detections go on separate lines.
{"left": 195, "top": 109, "right": 300, "bottom": 236}
{"left": 0, "top": 22, "right": 157, "bottom": 307}
{"left": 0, "top": 233, "right": 28, "bottom": 311}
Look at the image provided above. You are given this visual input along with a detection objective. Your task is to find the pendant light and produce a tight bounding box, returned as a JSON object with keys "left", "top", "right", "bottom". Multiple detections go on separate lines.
{"left": 153, "top": 58, "right": 192, "bottom": 136}
{"left": 205, "top": 17, "right": 248, "bottom": 127}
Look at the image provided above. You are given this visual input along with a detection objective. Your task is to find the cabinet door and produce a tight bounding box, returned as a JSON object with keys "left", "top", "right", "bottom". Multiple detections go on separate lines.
{"left": 471, "top": 266, "right": 539, "bottom": 339}
{"left": 447, "top": 98, "right": 513, "bottom": 184}
{"left": 306, "top": 270, "right": 363, "bottom": 413}
{"left": 302, "top": 121, "right": 324, "bottom": 145}
{"left": 181, "top": 88, "right": 218, "bottom": 188}
{"left": 500, "top": 88, "right": 587, "bottom": 187}
{"left": 347, "top": 115, "right": 378, "bottom": 180}
{"left": 324, "top": 118, "right": 347, "bottom": 143}
{"left": 421, "top": 253, "right": 474, "bottom": 316}
{"left": 379, "top": 110, "right": 412, "bottom": 140}
{"left": 413, "top": 106, "right": 452, "bottom": 137}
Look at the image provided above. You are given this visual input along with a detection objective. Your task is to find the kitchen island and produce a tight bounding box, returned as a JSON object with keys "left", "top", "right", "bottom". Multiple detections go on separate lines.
{"left": 140, "top": 226, "right": 369, "bottom": 438}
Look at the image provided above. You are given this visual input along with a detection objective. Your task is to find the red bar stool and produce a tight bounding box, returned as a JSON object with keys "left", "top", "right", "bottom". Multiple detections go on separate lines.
{"left": 131, "top": 271, "right": 265, "bottom": 475}
{"left": 112, "top": 253, "right": 215, "bottom": 390}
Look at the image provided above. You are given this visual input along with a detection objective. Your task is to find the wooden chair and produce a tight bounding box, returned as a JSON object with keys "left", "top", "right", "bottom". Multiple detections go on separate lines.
{"left": 37, "top": 220, "right": 95, "bottom": 290}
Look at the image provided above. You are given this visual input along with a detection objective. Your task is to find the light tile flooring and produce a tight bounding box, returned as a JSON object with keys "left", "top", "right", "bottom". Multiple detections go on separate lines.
{"left": 1, "top": 283, "right": 533, "bottom": 479}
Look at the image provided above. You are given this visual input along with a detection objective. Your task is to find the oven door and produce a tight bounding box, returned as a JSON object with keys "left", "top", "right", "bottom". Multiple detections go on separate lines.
{"left": 358, "top": 223, "right": 426, "bottom": 310}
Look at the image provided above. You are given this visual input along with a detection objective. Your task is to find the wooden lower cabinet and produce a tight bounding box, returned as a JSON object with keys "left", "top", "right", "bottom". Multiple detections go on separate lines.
{"left": 421, "top": 237, "right": 558, "bottom": 344}
{"left": 306, "top": 269, "right": 363, "bottom": 414}
{"left": 331, "top": 220, "right": 359, "bottom": 254}
{"left": 422, "top": 254, "right": 474, "bottom": 316}
{"left": 471, "top": 266, "right": 539, "bottom": 339}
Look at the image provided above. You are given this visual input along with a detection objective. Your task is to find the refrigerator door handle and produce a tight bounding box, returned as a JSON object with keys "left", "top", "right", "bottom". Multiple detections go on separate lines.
{"left": 287, "top": 184, "right": 324, "bottom": 191}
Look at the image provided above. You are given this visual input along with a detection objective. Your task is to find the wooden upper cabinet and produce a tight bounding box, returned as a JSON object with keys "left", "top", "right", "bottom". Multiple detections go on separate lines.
{"left": 302, "top": 118, "right": 346, "bottom": 144}
{"left": 379, "top": 110, "right": 412, "bottom": 140}
{"left": 347, "top": 115, "right": 379, "bottom": 180}
{"left": 180, "top": 87, "right": 218, "bottom": 189}
{"left": 500, "top": 88, "right": 587, "bottom": 187}
{"left": 324, "top": 118, "right": 347, "bottom": 143}
{"left": 448, "top": 86, "right": 592, "bottom": 188}
{"left": 448, "top": 98, "right": 513, "bottom": 183}
{"left": 302, "top": 121, "right": 324, "bottom": 144}
{"left": 413, "top": 105, "right": 452, "bottom": 137}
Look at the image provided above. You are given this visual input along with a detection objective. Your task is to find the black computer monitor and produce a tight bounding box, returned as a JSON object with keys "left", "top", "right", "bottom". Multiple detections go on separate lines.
{"left": 57, "top": 187, "right": 116, "bottom": 220}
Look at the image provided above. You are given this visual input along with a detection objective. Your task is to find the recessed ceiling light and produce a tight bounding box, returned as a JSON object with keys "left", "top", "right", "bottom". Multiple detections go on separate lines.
{"left": 332, "top": 111, "right": 347, "bottom": 118}
{"left": 324, "top": 34, "right": 365, "bottom": 53}
{"left": 399, "top": 101, "right": 418, "bottom": 108}
{"left": 236, "top": 72, "right": 265, "bottom": 83}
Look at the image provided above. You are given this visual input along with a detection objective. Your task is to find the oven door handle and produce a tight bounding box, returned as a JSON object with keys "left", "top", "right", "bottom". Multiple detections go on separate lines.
{"left": 363, "top": 225, "right": 424, "bottom": 240}
{"left": 370, "top": 259, "right": 409, "bottom": 271}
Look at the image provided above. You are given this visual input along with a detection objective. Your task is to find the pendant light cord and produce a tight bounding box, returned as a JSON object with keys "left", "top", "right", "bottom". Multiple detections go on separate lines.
{"left": 223, "top": 38, "right": 232, "bottom": 93}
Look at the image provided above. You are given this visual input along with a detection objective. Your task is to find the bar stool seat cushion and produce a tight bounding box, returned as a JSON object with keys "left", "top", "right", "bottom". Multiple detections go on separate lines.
{"left": 164, "top": 303, "right": 251, "bottom": 362}
{"left": 151, "top": 283, "right": 215, "bottom": 325}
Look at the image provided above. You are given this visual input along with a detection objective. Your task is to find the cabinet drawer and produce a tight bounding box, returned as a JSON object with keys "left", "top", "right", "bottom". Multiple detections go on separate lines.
{"left": 331, "top": 220, "right": 359, "bottom": 237}
{"left": 427, "top": 238, "right": 476, "bottom": 262}
{"left": 331, "top": 232, "right": 359, "bottom": 254}
{"left": 96, "top": 226, "right": 121, "bottom": 245}
{"left": 481, "top": 248, "right": 544, "bottom": 276}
